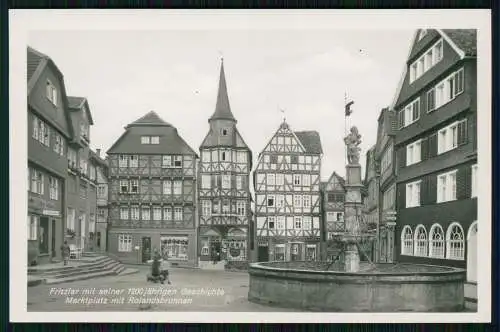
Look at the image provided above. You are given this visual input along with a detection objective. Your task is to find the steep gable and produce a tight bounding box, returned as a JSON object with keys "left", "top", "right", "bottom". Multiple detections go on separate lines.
{"left": 259, "top": 121, "right": 306, "bottom": 157}
{"left": 391, "top": 29, "right": 476, "bottom": 110}
{"left": 324, "top": 171, "right": 345, "bottom": 192}
{"left": 209, "top": 60, "right": 236, "bottom": 122}
{"left": 107, "top": 111, "right": 197, "bottom": 156}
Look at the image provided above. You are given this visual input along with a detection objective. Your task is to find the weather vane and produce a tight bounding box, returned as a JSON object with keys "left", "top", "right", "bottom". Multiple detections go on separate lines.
{"left": 279, "top": 106, "right": 286, "bottom": 123}
{"left": 218, "top": 50, "right": 224, "bottom": 62}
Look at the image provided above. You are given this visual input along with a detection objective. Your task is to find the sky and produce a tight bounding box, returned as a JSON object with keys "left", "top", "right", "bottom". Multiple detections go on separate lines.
{"left": 28, "top": 29, "right": 414, "bottom": 180}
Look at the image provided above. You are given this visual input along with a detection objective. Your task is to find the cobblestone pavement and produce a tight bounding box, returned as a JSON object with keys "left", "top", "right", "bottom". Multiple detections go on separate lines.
{"left": 27, "top": 266, "right": 299, "bottom": 312}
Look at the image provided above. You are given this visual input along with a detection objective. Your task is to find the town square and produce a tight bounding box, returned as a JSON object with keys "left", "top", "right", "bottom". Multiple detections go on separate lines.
{"left": 16, "top": 11, "right": 489, "bottom": 319}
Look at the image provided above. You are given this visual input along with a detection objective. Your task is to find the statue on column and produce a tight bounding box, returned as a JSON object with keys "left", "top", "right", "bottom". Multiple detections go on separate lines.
{"left": 344, "top": 126, "right": 362, "bottom": 164}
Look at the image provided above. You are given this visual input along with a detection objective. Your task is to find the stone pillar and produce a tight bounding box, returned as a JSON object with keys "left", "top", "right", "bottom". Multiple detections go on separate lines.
{"left": 342, "top": 164, "right": 364, "bottom": 273}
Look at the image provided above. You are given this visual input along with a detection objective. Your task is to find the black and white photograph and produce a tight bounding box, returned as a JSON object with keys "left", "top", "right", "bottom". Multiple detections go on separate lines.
{"left": 10, "top": 10, "right": 491, "bottom": 323}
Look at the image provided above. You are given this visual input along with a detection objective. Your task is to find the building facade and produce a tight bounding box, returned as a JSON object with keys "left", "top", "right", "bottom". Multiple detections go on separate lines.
{"left": 66, "top": 96, "right": 98, "bottom": 253}
{"left": 93, "top": 149, "right": 109, "bottom": 253}
{"left": 374, "top": 107, "right": 398, "bottom": 263}
{"left": 321, "top": 172, "right": 345, "bottom": 260}
{"left": 197, "top": 61, "right": 252, "bottom": 269}
{"left": 392, "top": 29, "right": 477, "bottom": 281}
{"left": 362, "top": 145, "right": 379, "bottom": 261}
{"left": 27, "top": 47, "right": 73, "bottom": 265}
{"left": 254, "top": 121, "right": 323, "bottom": 262}
{"left": 107, "top": 112, "right": 198, "bottom": 267}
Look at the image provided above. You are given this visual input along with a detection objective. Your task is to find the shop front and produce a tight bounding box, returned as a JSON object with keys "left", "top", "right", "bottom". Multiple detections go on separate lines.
{"left": 262, "top": 239, "right": 320, "bottom": 262}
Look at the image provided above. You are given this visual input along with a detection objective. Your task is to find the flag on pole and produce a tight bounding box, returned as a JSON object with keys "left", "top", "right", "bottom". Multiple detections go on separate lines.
{"left": 345, "top": 100, "right": 354, "bottom": 116}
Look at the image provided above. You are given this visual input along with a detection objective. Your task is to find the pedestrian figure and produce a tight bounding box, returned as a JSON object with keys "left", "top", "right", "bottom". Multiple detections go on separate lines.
{"left": 60, "top": 241, "right": 70, "bottom": 266}
{"left": 147, "top": 249, "right": 171, "bottom": 285}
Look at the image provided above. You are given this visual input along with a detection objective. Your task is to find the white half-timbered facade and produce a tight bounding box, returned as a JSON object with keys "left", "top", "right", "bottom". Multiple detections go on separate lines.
{"left": 197, "top": 60, "right": 252, "bottom": 269}
{"left": 106, "top": 111, "right": 199, "bottom": 267}
{"left": 254, "top": 121, "right": 323, "bottom": 262}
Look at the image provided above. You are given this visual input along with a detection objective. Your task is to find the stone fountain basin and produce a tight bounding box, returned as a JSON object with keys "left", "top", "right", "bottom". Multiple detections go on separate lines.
{"left": 248, "top": 261, "right": 466, "bottom": 312}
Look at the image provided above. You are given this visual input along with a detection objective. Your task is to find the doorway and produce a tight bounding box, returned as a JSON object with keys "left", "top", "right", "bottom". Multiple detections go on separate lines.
{"left": 257, "top": 245, "right": 269, "bottom": 262}
{"left": 211, "top": 240, "right": 221, "bottom": 263}
{"left": 290, "top": 243, "right": 302, "bottom": 261}
{"left": 467, "top": 222, "right": 478, "bottom": 282}
{"left": 142, "top": 237, "right": 151, "bottom": 263}
{"left": 39, "top": 217, "right": 49, "bottom": 255}
{"left": 51, "top": 219, "right": 56, "bottom": 258}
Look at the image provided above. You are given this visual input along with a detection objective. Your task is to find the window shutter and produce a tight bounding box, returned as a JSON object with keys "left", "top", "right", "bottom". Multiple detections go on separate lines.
{"left": 413, "top": 99, "right": 420, "bottom": 120}
{"left": 427, "top": 89, "right": 435, "bottom": 112}
{"left": 456, "top": 166, "right": 467, "bottom": 200}
{"left": 428, "top": 133, "right": 437, "bottom": 157}
{"left": 398, "top": 110, "right": 405, "bottom": 129}
{"left": 398, "top": 147, "right": 407, "bottom": 169}
{"left": 421, "top": 137, "right": 429, "bottom": 161}
{"left": 458, "top": 119, "right": 468, "bottom": 146}
{"left": 397, "top": 183, "right": 406, "bottom": 210}
{"left": 428, "top": 175, "right": 437, "bottom": 204}
{"left": 420, "top": 176, "right": 427, "bottom": 206}
{"left": 464, "top": 165, "right": 472, "bottom": 198}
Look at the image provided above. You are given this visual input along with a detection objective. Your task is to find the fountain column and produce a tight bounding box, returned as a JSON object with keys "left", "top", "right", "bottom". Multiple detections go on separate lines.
{"left": 342, "top": 126, "right": 364, "bottom": 273}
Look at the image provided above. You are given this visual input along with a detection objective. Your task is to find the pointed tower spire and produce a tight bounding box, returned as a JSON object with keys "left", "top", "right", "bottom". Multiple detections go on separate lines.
{"left": 209, "top": 58, "right": 236, "bottom": 122}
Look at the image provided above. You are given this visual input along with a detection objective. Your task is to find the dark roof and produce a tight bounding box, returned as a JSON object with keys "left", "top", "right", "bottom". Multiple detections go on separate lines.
{"left": 68, "top": 96, "right": 85, "bottom": 109}
{"left": 294, "top": 131, "right": 323, "bottom": 154}
{"left": 127, "top": 111, "right": 172, "bottom": 128}
{"left": 27, "top": 47, "right": 46, "bottom": 83}
{"left": 209, "top": 60, "right": 236, "bottom": 122}
{"left": 107, "top": 111, "right": 197, "bottom": 156}
{"left": 442, "top": 29, "right": 477, "bottom": 56}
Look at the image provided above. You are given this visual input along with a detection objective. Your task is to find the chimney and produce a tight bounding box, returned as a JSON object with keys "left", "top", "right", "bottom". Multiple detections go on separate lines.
{"left": 96, "top": 149, "right": 101, "bottom": 157}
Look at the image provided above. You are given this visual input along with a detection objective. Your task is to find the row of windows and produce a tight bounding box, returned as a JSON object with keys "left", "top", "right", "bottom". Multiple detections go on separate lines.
{"left": 405, "top": 164, "right": 477, "bottom": 208}
{"left": 266, "top": 216, "right": 314, "bottom": 230}
{"left": 382, "top": 185, "right": 396, "bottom": 211}
{"left": 65, "top": 209, "right": 96, "bottom": 233}
{"left": 380, "top": 144, "right": 393, "bottom": 173}
{"left": 119, "top": 206, "right": 186, "bottom": 221}
{"left": 200, "top": 175, "right": 246, "bottom": 190}
{"left": 201, "top": 200, "right": 247, "bottom": 216}
{"left": 409, "top": 39, "right": 443, "bottom": 84}
{"left": 405, "top": 119, "right": 467, "bottom": 167}
{"left": 117, "top": 234, "right": 189, "bottom": 260}
{"left": 262, "top": 154, "right": 315, "bottom": 165}
{"left": 400, "top": 222, "right": 470, "bottom": 260}
{"left": 141, "top": 136, "right": 160, "bottom": 145}
{"left": 32, "top": 115, "right": 65, "bottom": 157}
{"left": 201, "top": 150, "right": 247, "bottom": 163}
{"left": 119, "top": 179, "right": 191, "bottom": 195}
{"left": 327, "top": 193, "right": 345, "bottom": 203}
{"left": 399, "top": 67, "right": 464, "bottom": 129}
{"left": 326, "top": 211, "right": 344, "bottom": 222}
{"left": 265, "top": 194, "right": 313, "bottom": 208}
{"left": 118, "top": 155, "right": 184, "bottom": 168}
{"left": 28, "top": 167, "right": 60, "bottom": 200}
{"left": 67, "top": 148, "right": 97, "bottom": 180}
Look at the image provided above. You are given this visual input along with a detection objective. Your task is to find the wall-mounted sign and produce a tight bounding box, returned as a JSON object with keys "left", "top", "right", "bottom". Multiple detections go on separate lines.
{"left": 42, "top": 210, "right": 60, "bottom": 217}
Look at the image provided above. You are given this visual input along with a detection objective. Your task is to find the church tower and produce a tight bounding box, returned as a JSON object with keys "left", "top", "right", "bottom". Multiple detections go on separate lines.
{"left": 197, "top": 59, "right": 253, "bottom": 270}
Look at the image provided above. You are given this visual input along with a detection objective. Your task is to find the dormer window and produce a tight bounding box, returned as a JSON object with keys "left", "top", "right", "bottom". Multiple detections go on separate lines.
{"left": 221, "top": 128, "right": 229, "bottom": 136}
{"left": 141, "top": 136, "right": 159, "bottom": 144}
{"left": 418, "top": 29, "right": 427, "bottom": 41}
{"left": 409, "top": 39, "right": 443, "bottom": 83}
{"left": 46, "top": 80, "right": 58, "bottom": 106}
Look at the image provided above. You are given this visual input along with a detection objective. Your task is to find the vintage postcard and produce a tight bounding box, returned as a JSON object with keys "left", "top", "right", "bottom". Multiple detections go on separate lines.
{"left": 9, "top": 9, "right": 491, "bottom": 323}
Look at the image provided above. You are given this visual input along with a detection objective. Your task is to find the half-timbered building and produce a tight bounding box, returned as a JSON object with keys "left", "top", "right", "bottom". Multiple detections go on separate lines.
{"left": 66, "top": 96, "right": 98, "bottom": 254}
{"left": 320, "top": 172, "right": 345, "bottom": 260}
{"left": 392, "top": 30, "right": 477, "bottom": 282}
{"left": 106, "top": 111, "right": 198, "bottom": 267}
{"left": 254, "top": 121, "right": 323, "bottom": 262}
{"left": 198, "top": 60, "right": 252, "bottom": 269}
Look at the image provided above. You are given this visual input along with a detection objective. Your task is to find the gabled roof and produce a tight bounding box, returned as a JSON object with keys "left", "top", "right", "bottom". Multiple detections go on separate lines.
{"left": 294, "top": 131, "right": 323, "bottom": 154}
{"left": 209, "top": 60, "right": 236, "bottom": 122}
{"left": 441, "top": 29, "right": 477, "bottom": 57}
{"left": 27, "top": 46, "right": 73, "bottom": 139}
{"left": 127, "top": 110, "right": 172, "bottom": 128}
{"left": 390, "top": 29, "right": 477, "bottom": 110}
{"left": 323, "top": 171, "right": 346, "bottom": 192}
{"left": 107, "top": 111, "right": 197, "bottom": 157}
{"left": 67, "top": 96, "right": 94, "bottom": 125}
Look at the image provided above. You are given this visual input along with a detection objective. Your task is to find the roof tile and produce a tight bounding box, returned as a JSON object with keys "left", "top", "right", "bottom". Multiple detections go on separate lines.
{"left": 294, "top": 130, "right": 323, "bottom": 154}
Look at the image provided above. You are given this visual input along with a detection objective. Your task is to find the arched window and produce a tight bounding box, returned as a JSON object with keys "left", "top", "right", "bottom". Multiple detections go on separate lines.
{"left": 446, "top": 222, "right": 465, "bottom": 260}
{"left": 414, "top": 225, "right": 428, "bottom": 257}
{"left": 401, "top": 225, "right": 413, "bottom": 255}
{"left": 429, "top": 224, "right": 445, "bottom": 258}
